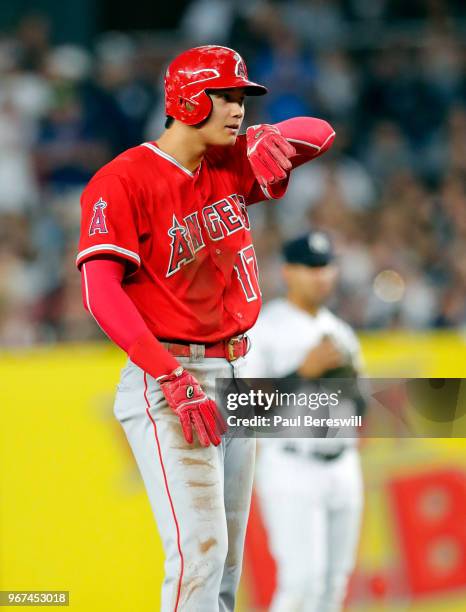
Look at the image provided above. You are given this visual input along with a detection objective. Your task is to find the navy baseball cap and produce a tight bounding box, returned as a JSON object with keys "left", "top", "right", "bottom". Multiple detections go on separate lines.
{"left": 282, "top": 231, "right": 334, "bottom": 267}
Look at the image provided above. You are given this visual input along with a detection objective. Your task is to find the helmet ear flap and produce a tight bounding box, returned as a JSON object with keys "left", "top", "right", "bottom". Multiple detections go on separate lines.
{"left": 196, "top": 89, "right": 213, "bottom": 123}
{"left": 177, "top": 90, "right": 213, "bottom": 125}
{"left": 173, "top": 96, "right": 199, "bottom": 123}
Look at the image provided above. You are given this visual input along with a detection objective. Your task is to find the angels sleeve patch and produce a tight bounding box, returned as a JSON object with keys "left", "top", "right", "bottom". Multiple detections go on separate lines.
{"left": 89, "top": 198, "right": 109, "bottom": 236}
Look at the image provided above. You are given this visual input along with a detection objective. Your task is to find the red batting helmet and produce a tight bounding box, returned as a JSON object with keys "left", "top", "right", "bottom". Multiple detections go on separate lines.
{"left": 164, "top": 45, "right": 267, "bottom": 126}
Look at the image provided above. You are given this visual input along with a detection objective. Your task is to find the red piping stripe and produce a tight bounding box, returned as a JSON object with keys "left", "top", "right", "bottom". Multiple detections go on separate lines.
{"left": 144, "top": 372, "right": 184, "bottom": 611}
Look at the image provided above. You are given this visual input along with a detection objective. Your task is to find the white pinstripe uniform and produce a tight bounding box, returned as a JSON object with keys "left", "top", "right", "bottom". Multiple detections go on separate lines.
{"left": 246, "top": 298, "right": 364, "bottom": 612}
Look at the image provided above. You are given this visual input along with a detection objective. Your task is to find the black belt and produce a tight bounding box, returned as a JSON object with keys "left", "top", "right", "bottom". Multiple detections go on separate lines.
{"left": 282, "top": 442, "right": 346, "bottom": 462}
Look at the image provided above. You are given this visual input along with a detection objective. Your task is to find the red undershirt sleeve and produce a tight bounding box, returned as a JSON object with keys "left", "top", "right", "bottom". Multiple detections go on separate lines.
{"left": 274, "top": 116, "right": 336, "bottom": 169}
{"left": 81, "top": 258, "right": 180, "bottom": 380}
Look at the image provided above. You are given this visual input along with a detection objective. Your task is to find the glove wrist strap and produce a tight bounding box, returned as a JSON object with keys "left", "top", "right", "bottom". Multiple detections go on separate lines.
{"left": 157, "top": 366, "right": 184, "bottom": 384}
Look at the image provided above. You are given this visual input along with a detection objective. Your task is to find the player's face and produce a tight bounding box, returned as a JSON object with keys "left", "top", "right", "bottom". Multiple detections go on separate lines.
{"left": 285, "top": 263, "right": 339, "bottom": 306}
{"left": 199, "top": 89, "right": 246, "bottom": 146}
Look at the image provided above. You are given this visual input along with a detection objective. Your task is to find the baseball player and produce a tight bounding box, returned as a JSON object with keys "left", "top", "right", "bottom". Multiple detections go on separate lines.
{"left": 246, "top": 231, "right": 364, "bottom": 612}
{"left": 76, "top": 45, "right": 335, "bottom": 611}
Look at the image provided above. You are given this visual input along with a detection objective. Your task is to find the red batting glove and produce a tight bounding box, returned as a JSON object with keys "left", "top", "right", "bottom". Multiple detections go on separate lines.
{"left": 246, "top": 124, "right": 296, "bottom": 187}
{"left": 158, "top": 367, "right": 227, "bottom": 447}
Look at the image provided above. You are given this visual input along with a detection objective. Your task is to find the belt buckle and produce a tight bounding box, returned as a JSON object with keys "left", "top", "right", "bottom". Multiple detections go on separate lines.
{"left": 227, "top": 336, "right": 242, "bottom": 361}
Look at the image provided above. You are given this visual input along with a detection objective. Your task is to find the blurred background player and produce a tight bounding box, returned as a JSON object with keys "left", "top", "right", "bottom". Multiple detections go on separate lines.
{"left": 246, "top": 231, "right": 364, "bottom": 612}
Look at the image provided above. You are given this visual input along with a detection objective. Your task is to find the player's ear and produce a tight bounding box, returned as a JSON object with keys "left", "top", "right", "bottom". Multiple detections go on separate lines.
{"left": 281, "top": 264, "right": 291, "bottom": 284}
{"left": 328, "top": 264, "right": 339, "bottom": 282}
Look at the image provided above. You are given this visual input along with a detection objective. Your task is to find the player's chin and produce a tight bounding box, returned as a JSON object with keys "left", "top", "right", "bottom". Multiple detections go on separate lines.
{"left": 226, "top": 134, "right": 238, "bottom": 145}
{"left": 206, "top": 130, "right": 238, "bottom": 147}
{"left": 217, "top": 127, "right": 239, "bottom": 146}
{"left": 216, "top": 133, "right": 238, "bottom": 146}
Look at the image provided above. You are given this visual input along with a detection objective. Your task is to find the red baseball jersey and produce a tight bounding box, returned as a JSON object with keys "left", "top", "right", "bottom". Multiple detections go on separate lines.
{"left": 77, "top": 137, "right": 289, "bottom": 343}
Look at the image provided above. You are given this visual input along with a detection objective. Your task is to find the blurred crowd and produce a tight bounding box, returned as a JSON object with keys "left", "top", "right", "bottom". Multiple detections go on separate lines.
{"left": 1, "top": 0, "right": 466, "bottom": 346}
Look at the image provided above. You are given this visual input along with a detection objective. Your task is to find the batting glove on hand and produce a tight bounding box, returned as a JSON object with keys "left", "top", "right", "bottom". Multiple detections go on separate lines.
{"left": 246, "top": 124, "right": 296, "bottom": 187}
{"left": 158, "top": 367, "right": 227, "bottom": 447}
